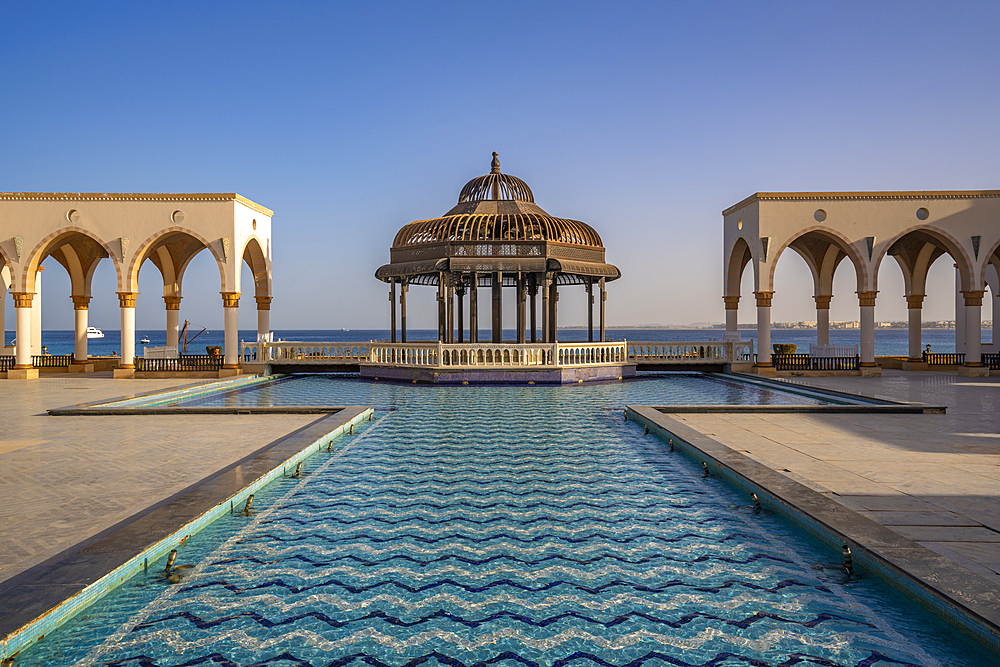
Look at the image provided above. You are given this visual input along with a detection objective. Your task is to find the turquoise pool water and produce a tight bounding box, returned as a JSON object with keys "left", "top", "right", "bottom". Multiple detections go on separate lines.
{"left": 16, "top": 376, "right": 983, "bottom": 666}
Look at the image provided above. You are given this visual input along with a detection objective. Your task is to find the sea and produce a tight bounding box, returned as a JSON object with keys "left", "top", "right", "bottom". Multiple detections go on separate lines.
{"left": 3, "top": 327, "right": 970, "bottom": 358}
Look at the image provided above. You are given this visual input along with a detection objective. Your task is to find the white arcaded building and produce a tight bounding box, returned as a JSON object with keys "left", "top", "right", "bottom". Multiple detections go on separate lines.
{"left": 0, "top": 192, "right": 272, "bottom": 378}
{"left": 723, "top": 190, "right": 1000, "bottom": 375}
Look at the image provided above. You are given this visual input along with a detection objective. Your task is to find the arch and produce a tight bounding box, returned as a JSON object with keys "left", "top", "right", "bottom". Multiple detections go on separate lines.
{"left": 874, "top": 224, "right": 976, "bottom": 292}
{"left": 241, "top": 235, "right": 270, "bottom": 297}
{"left": 978, "top": 234, "right": 1000, "bottom": 287}
{"left": 128, "top": 226, "right": 227, "bottom": 294}
{"left": 725, "top": 236, "right": 754, "bottom": 296}
{"left": 767, "top": 226, "right": 868, "bottom": 294}
{"left": 21, "top": 227, "right": 119, "bottom": 293}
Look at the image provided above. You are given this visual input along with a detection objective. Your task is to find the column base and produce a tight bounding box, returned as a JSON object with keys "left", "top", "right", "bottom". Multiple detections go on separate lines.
{"left": 68, "top": 362, "right": 96, "bottom": 374}
{"left": 901, "top": 361, "right": 929, "bottom": 372}
{"left": 113, "top": 367, "right": 136, "bottom": 379}
{"left": 752, "top": 364, "right": 777, "bottom": 377}
{"left": 218, "top": 368, "right": 242, "bottom": 378}
{"left": 960, "top": 364, "right": 990, "bottom": 377}
{"left": 860, "top": 364, "right": 882, "bottom": 377}
{"left": 7, "top": 367, "right": 39, "bottom": 379}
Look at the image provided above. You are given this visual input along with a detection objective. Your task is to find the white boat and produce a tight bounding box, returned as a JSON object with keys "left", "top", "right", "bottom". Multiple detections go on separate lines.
{"left": 140, "top": 337, "right": 151, "bottom": 344}
{"left": 87, "top": 327, "right": 104, "bottom": 339}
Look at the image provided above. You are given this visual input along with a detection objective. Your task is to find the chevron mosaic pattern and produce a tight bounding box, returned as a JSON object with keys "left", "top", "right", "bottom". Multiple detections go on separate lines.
{"left": 16, "top": 378, "right": 978, "bottom": 666}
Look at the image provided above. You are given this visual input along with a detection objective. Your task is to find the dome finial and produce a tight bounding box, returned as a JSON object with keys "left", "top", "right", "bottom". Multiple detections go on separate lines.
{"left": 490, "top": 151, "right": 501, "bottom": 174}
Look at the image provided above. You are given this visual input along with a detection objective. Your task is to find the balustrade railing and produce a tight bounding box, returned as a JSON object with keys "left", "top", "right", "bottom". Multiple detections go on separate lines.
{"left": 983, "top": 353, "right": 1000, "bottom": 370}
{"left": 626, "top": 340, "right": 752, "bottom": 364}
{"left": 32, "top": 354, "right": 74, "bottom": 368}
{"left": 923, "top": 352, "right": 966, "bottom": 365}
{"left": 0, "top": 356, "right": 14, "bottom": 371}
{"left": 773, "top": 354, "right": 859, "bottom": 371}
{"left": 242, "top": 341, "right": 370, "bottom": 364}
{"left": 137, "top": 355, "right": 223, "bottom": 372}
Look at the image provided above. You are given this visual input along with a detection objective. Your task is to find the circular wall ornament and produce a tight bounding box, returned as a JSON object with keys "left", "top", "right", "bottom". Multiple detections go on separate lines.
{"left": 171, "top": 210, "right": 185, "bottom": 223}
{"left": 737, "top": 218, "right": 743, "bottom": 230}
{"left": 916, "top": 207, "right": 929, "bottom": 220}
{"left": 814, "top": 209, "right": 826, "bottom": 222}
{"left": 66, "top": 209, "right": 80, "bottom": 223}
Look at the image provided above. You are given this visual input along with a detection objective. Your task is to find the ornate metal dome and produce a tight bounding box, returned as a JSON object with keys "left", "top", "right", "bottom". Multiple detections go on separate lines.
{"left": 458, "top": 152, "right": 535, "bottom": 203}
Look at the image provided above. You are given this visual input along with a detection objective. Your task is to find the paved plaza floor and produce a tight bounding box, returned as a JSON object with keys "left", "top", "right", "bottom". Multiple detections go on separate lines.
{"left": 0, "top": 374, "right": 321, "bottom": 586}
{"left": 666, "top": 370, "right": 1000, "bottom": 585}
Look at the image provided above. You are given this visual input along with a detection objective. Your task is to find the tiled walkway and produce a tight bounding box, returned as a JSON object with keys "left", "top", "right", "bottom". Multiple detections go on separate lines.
{"left": 0, "top": 375, "right": 320, "bottom": 585}
{"left": 666, "top": 371, "right": 1000, "bottom": 584}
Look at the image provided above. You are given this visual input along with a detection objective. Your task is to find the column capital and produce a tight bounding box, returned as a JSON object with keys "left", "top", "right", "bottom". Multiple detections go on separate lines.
{"left": 72, "top": 295, "right": 92, "bottom": 310}
{"left": 857, "top": 290, "right": 878, "bottom": 307}
{"left": 12, "top": 291, "right": 34, "bottom": 308}
{"left": 962, "top": 290, "right": 986, "bottom": 307}
{"left": 906, "top": 293, "right": 925, "bottom": 309}
{"left": 117, "top": 291, "right": 138, "bottom": 308}
{"left": 813, "top": 294, "right": 832, "bottom": 310}
{"left": 254, "top": 295, "right": 272, "bottom": 310}
{"left": 163, "top": 295, "right": 183, "bottom": 310}
{"left": 221, "top": 291, "right": 241, "bottom": 308}
{"left": 723, "top": 295, "right": 740, "bottom": 310}
{"left": 753, "top": 290, "right": 774, "bottom": 308}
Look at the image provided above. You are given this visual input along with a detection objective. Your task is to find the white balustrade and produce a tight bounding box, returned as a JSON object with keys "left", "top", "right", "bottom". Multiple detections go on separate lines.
{"left": 809, "top": 343, "right": 858, "bottom": 358}
{"left": 241, "top": 340, "right": 371, "bottom": 364}
{"left": 626, "top": 340, "right": 753, "bottom": 364}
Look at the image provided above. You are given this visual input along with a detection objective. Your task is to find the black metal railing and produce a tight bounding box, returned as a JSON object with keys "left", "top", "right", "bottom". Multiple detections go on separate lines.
{"left": 32, "top": 354, "right": 73, "bottom": 368}
{"left": 137, "top": 355, "right": 224, "bottom": 372}
{"left": 982, "top": 353, "right": 1000, "bottom": 370}
{"left": 0, "top": 356, "right": 14, "bottom": 371}
{"left": 772, "top": 354, "right": 860, "bottom": 371}
{"left": 922, "top": 352, "right": 966, "bottom": 365}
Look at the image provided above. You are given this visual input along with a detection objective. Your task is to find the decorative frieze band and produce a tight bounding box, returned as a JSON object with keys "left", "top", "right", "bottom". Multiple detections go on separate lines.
{"left": 754, "top": 290, "right": 774, "bottom": 308}
{"left": 857, "top": 290, "right": 878, "bottom": 307}
{"left": 813, "top": 294, "right": 832, "bottom": 310}
{"left": 255, "top": 295, "right": 272, "bottom": 310}
{"left": 12, "top": 291, "right": 33, "bottom": 308}
{"left": 722, "top": 295, "right": 740, "bottom": 310}
{"left": 163, "top": 296, "right": 183, "bottom": 310}
{"left": 221, "top": 291, "right": 241, "bottom": 308}
{"left": 117, "top": 291, "right": 138, "bottom": 308}
{"left": 906, "top": 294, "right": 926, "bottom": 309}
{"left": 71, "top": 295, "right": 92, "bottom": 310}
{"left": 962, "top": 290, "right": 986, "bottom": 307}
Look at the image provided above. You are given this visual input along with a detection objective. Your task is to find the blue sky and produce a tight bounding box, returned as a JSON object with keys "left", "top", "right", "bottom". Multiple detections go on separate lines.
{"left": 3, "top": 1, "right": 999, "bottom": 332}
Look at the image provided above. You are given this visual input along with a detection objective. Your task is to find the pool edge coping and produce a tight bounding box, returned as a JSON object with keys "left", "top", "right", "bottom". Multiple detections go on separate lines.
{"left": 0, "top": 405, "right": 374, "bottom": 662}
{"left": 627, "top": 405, "right": 1000, "bottom": 653}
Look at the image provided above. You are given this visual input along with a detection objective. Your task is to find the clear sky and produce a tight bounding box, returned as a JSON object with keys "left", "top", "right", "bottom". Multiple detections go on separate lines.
{"left": 3, "top": 1, "right": 999, "bottom": 333}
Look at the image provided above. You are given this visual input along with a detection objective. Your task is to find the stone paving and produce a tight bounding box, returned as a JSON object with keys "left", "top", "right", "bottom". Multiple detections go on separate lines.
{"left": 666, "top": 370, "right": 1000, "bottom": 585}
{"left": 0, "top": 374, "right": 321, "bottom": 586}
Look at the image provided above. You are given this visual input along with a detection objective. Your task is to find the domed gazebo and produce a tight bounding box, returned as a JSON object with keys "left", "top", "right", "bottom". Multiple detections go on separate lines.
{"left": 376, "top": 153, "right": 620, "bottom": 344}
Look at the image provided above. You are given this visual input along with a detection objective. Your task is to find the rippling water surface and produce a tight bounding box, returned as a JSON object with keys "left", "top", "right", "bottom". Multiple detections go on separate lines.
{"left": 17, "top": 376, "right": 984, "bottom": 666}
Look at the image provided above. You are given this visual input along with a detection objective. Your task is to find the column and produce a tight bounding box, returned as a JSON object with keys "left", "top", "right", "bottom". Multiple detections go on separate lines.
{"left": 906, "top": 294, "right": 924, "bottom": 361}
{"left": 456, "top": 283, "right": 465, "bottom": 343}
{"left": 955, "top": 266, "right": 965, "bottom": 353}
{"left": 491, "top": 271, "right": 502, "bottom": 342}
{"left": 400, "top": 282, "right": 408, "bottom": 343}
{"left": 754, "top": 291, "right": 773, "bottom": 366}
{"left": 254, "top": 295, "right": 270, "bottom": 341}
{"left": 599, "top": 277, "right": 606, "bottom": 342}
{"left": 446, "top": 278, "right": 455, "bottom": 343}
{"left": 963, "top": 290, "right": 985, "bottom": 367}
{"left": 587, "top": 278, "right": 594, "bottom": 342}
{"left": 548, "top": 280, "right": 559, "bottom": 342}
{"left": 857, "top": 290, "right": 877, "bottom": 367}
{"left": 814, "top": 295, "right": 832, "bottom": 346}
{"left": 389, "top": 278, "right": 397, "bottom": 343}
{"left": 221, "top": 291, "right": 240, "bottom": 369}
{"left": 12, "top": 292, "right": 33, "bottom": 368}
{"left": 469, "top": 273, "right": 477, "bottom": 343}
{"left": 541, "top": 274, "right": 551, "bottom": 342}
{"left": 529, "top": 274, "right": 537, "bottom": 342}
{"left": 723, "top": 295, "right": 740, "bottom": 340}
{"left": 118, "top": 291, "right": 138, "bottom": 369}
{"left": 72, "top": 295, "right": 91, "bottom": 363}
{"left": 30, "top": 271, "right": 42, "bottom": 355}
{"left": 165, "top": 296, "right": 182, "bottom": 350}
{"left": 516, "top": 272, "right": 526, "bottom": 344}
{"left": 437, "top": 274, "right": 446, "bottom": 342}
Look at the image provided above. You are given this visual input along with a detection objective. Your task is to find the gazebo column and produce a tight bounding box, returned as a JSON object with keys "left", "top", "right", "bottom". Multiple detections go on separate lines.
{"left": 456, "top": 283, "right": 465, "bottom": 343}
{"left": 963, "top": 290, "right": 986, "bottom": 371}
{"left": 446, "top": 277, "right": 455, "bottom": 343}
{"left": 723, "top": 295, "right": 739, "bottom": 339}
{"left": 857, "top": 291, "right": 877, "bottom": 369}
{"left": 754, "top": 291, "right": 773, "bottom": 367}
{"left": 492, "top": 271, "right": 502, "bottom": 343}
{"left": 587, "top": 278, "right": 594, "bottom": 342}
{"left": 400, "top": 281, "right": 408, "bottom": 343}
{"left": 437, "top": 275, "right": 446, "bottom": 342}
{"left": 11, "top": 292, "right": 37, "bottom": 378}
{"left": 599, "top": 277, "right": 606, "bottom": 342}
{"left": 529, "top": 274, "right": 537, "bottom": 343}
{"left": 548, "top": 279, "right": 559, "bottom": 342}
{"left": 469, "top": 272, "right": 477, "bottom": 343}
{"left": 72, "top": 295, "right": 91, "bottom": 364}
{"left": 541, "top": 274, "right": 551, "bottom": 342}
{"left": 814, "top": 295, "right": 832, "bottom": 345}
{"left": 516, "top": 272, "right": 526, "bottom": 344}
{"left": 389, "top": 278, "right": 397, "bottom": 343}
{"left": 906, "top": 294, "right": 924, "bottom": 362}
{"left": 116, "top": 291, "right": 138, "bottom": 378}
{"left": 255, "top": 295, "right": 271, "bottom": 341}
{"left": 221, "top": 291, "right": 240, "bottom": 371}
{"left": 165, "top": 296, "right": 182, "bottom": 350}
